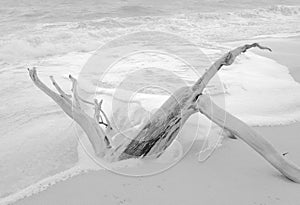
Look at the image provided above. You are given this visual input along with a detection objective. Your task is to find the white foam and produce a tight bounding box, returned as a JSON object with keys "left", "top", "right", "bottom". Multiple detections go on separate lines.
{"left": 3, "top": 48, "right": 300, "bottom": 201}
{"left": 251, "top": 32, "right": 300, "bottom": 39}
{"left": 0, "top": 166, "right": 86, "bottom": 205}
{"left": 219, "top": 51, "right": 300, "bottom": 125}
{"left": 0, "top": 5, "right": 299, "bottom": 64}
{"left": 2, "top": 50, "right": 300, "bottom": 204}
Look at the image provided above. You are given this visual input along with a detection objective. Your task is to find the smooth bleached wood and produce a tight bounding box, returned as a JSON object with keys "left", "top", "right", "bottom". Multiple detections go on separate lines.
{"left": 28, "top": 68, "right": 110, "bottom": 157}
{"left": 196, "top": 94, "right": 300, "bottom": 183}
{"left": 27, "top": 43, "right": 300, "bottom": 183}
{"left": 117, "top": 43, "right": 272, "bottom": 161}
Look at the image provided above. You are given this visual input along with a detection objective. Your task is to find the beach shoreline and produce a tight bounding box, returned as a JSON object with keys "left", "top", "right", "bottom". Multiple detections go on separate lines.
{"left": 5, "top": 35, "right": 300, "bottom": 205}
{"left": 11, "top": 122, "right": 300, "bottom": 205}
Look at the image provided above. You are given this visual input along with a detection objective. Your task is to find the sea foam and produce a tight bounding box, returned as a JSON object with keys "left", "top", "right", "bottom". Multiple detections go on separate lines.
{"left": 4, "top": 28, "right": 300, "bottom": 205}
{"left": 2, "top": 45, "right": 300, "bottom": 205}
{"left": 0, "top": 5, "right": 299, "bottom": 64}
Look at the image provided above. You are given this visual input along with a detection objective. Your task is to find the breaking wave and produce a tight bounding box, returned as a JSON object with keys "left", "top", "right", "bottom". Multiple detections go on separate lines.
{"left": 1, "top": 2, "right": 300, "bottom": 204}
{"left": 0, "top": 5, "right": 299, "bottom": 63}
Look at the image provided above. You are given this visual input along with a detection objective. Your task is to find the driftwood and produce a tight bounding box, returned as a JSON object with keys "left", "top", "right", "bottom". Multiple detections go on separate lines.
{"left": 28, "top": 43, "right": 300, "bottom": 183}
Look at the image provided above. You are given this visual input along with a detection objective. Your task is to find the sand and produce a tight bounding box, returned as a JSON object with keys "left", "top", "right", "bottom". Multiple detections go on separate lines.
{"left": 13, "top": 123, "right": 300, "bottom": 205}
{"left": 13, "top": 36, "right": 300, "bottom": 205}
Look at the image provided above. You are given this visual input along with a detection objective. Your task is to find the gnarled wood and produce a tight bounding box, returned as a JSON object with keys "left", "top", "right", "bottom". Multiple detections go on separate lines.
{"left": 28, "top": 68, "right": 111, "bottom": 156}
{"left": 28, "top": 43, "right": 300, "bottom": 183}
{"left": 117, "top": 43, "right": 272, "bottom": 161}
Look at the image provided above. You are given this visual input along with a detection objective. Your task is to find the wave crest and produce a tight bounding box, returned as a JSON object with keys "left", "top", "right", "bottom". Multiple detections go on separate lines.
{"left": 0, "top": 5, "right": 299, "bottom": 63}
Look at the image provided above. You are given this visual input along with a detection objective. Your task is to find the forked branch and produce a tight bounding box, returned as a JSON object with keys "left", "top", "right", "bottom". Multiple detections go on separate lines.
{"left": 27, "top": 43, "right": 300, "bottom": 183}
{"left": 28, "top": 68, "right": 111, "bottom": 156}
{"left": 94, "top": 99, "right": 112, "bottom": 129}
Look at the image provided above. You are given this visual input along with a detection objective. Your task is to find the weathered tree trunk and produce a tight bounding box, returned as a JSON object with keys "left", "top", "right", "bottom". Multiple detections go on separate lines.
{"left": 116, "top": 43, "right": 272, "bottom": 161}
{"left": 28, "top": 43, "right": 300, "bottom": 183}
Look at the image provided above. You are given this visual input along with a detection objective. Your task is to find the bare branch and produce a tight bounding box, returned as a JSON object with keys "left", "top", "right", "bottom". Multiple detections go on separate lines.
{"left": 28, "top": 67, "right": 73, "bottom": 118}
{"left": 28, "top": 43, "right": 300, "bottom": 183}
{"left": 92, "top": 99, "right": 112, "bottom": 129}
{"left": 28, "top": 68, "right": 110, "bottom": 157}
{"left": 49, "top": 76, "right": 72, "bottom": 104}
{"left": 99, "top": 102, "right": 113, "bottom": 130}
{"left": 78, "top": 96, "right": 94, "bottom": 105}
{"left": 196, "top": 94, "right": 300, "bottom": 183}
{"left": 191, "top": 43, "right": 272, "bottom": 101}
{"left": 93, "top": 99, "right": 102, "bottom": 122}
{"left": 68, "top": 74, "right": 81, "bottom": 109}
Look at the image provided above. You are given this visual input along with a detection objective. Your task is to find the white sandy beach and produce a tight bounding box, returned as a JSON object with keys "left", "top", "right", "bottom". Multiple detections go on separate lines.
{"left": 1, "top": 1, "right": 300, "bottom": 204}
{"left": 12, "top": 123, "right": 300, "bottom": 205}
{"left": 9, "top": 36, "right": 300, "bottom": 205}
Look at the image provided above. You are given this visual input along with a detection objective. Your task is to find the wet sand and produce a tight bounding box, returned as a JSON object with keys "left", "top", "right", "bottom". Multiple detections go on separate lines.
{"left": 12, "top": 36, "right": 300, "bottom": 205}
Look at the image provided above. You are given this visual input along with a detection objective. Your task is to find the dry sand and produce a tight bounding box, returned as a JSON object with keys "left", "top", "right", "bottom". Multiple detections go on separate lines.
{"left": 14, "top": 123, "right": 300, "bottom": 205}
{"left": 14, "top": 36, "right": 300, "bottom": 205}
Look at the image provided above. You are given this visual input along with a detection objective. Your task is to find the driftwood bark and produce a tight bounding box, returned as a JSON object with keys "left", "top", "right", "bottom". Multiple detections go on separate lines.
{"left": 116, "top": 43, "right": 272, "bottom": 160}
{"left": 28, "top": 43, "right": 300, "bottom": 183}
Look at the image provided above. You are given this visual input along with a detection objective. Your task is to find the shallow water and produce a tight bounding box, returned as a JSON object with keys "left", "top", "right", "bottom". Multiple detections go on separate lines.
{"left": 0, "top": 0, "right": 300, "bottom": 203}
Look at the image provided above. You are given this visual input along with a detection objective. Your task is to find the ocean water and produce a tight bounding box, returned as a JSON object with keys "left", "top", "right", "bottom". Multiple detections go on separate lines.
{"left": 1, "top": 0, "right": 300, "bottom": 203}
